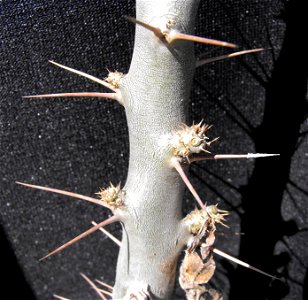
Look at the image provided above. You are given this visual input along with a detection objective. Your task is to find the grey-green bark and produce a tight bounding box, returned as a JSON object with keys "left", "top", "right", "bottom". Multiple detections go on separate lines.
{"left": 113, "top": 0, "right": 200, "bottom": 298}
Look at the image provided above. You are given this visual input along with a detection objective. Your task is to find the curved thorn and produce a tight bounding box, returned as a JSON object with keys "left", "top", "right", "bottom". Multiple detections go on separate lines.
{"left": 39, "top": 216, "right": 118, "bottom": 261}
{"left": 171, "top": 158, "right": 205, "bottom": 209}
{"left": 23, "top": 92, "right": 120, "bottom": 102}
{"left": 92, "top": 221, "right": 122, "bottom": 247}
{"left": 189, "top": 153, "right": 280, "bottom": 163}
{"left": 213, "top": 248, "right": 281, "bottom": 281}
{"left": 80, "top": 273, "right": 108, "bottom": 300}
{"left": 49, "top": 60, "right": 116, "bottom": 92}
{"left": 168, "top": 31, "right": 238, "bottom": 48}
{"left": 196, "top": 48, "right": 265, "bottom": 68}
{"left": 16, "top": 182, "right": 108, "bottom": 208}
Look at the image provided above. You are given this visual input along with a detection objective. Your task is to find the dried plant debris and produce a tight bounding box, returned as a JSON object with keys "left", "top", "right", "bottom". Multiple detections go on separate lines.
{"left": 180, "top": 251, "right": 216, "bottom": 287}
{"left": 171, "top": 122, "right": 218, "bottom": 158}
{"left": 180, "top": 250, "right": 218, "bottom": 300}
{"left": 181, "top": 205, "right": 229, "bottom": 299}
{"left": 96, "top": 183, "right": 125, "bottom": 209}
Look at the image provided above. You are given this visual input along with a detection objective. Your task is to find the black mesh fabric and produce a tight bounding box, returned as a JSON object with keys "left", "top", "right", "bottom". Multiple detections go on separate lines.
{"left": 1, "top": 1, "right": 307, "bottom": 299}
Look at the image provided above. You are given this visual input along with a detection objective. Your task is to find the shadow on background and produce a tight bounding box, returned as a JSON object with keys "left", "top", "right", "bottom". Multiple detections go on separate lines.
{"left": 228, "top": 0, "right": 308, "bottom": 299}
{"left": 0, "top": 224, "right": 36, "bottom": 299}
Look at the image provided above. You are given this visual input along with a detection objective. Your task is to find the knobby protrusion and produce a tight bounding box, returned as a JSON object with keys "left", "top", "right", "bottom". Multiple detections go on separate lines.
{"left": 40, "top": 216, "right": 118, "bottom": 260}
{"left": 169, "top": 121, "right": 217, "bottom": 209}
{"left": 125, "top": 16, "right": 237, "bottom": 48}
{"left": 170, "top": 121, "right": 217, "bottom": 158}
{"left": 104, "top": 71, "right": 124, "bottom": 89}
{"left": 185, "top": 205, "right": 229, "bottom": 235}
{"left": 96, "top": 183, "right": 125, "bottom": 209}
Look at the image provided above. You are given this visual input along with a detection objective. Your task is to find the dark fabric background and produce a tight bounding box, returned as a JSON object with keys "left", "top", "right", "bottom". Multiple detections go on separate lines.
{"left": 1, "top": 0, "right": 307, "bottom": 299}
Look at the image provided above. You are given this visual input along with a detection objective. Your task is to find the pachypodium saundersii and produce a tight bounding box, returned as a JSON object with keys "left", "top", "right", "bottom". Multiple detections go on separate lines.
{"left": 19, "top": 1, "right": 280, "bottom": 299}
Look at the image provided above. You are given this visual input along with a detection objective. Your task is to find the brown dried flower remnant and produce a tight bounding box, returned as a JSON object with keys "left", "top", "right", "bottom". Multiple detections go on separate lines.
{"left": 181, "top": 205, "right": 228, "bottom": 299}
{"left": 171, "top": 121, "right": 218, "bottom": 158}
{"left": 180, "top": 251, "right": 216, "bottom": 289}
{"left": 96, "top": 183, "right": 124, "bottom": 208}
{"left": 104, "top": 71, "right": 124, "bottom": 89}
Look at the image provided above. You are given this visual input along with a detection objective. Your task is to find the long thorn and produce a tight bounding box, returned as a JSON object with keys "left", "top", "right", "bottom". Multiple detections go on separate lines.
{"left": 189, "top": 153, "right": 280, "bottom": 163}
{"left": 125, "top": 16, "right": 237, "bottom": 49}
{"left": 92, "top": 221, "right": 122, "bottom": 247}
{"left": 53, "top": 295, "right": 71, "bottom": 300}
{"left": 40, "top": 216, "right": 118, "bottom": 260}
{"left": 95, "top": 279, "right": 114, "bottom": 291}
{"left": 196, "top": 48, "right": 264, "bottom": 67}
{"left": 97, "top": 289, "right": 113, "bottom": 297}
{"left": 213, "top": 248, "right": 280, "bottom": 281}
{"left": 23, "top": 92, "right": 119, "bottom": 101}
{"left": 171, "top": 158, "right": 205, "bottom": 209}
{"left": 80, "top": 273, "right": 108, "bottom": 300}
{"left": 49, "top": 61, "right": 116, "bottom": 92}
{"left": 168, "top": 32, "right": 238, "bottom": 48}
{"left": 16, "top": 182, "right": 108, "bottom": 208}
{"left": 124, "top": 16, "right": 162, "bottom": 38}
